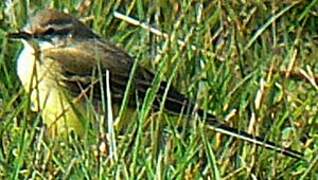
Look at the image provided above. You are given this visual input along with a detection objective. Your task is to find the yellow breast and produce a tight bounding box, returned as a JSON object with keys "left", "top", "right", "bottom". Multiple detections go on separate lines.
{"left": 17, "top": 41, "right": 85, "bottom": 138}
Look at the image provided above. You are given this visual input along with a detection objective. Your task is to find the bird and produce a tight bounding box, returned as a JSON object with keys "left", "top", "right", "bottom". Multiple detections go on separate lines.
{"left": 7, "top": 9, "right": 303, "bottom": 159}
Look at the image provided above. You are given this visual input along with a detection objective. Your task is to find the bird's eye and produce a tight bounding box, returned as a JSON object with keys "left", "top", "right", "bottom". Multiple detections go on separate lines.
{"left": 43, "top": 27, "right": 55, "bottom": 35}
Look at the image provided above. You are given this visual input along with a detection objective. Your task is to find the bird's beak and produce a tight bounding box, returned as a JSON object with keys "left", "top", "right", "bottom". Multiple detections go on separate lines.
{"left": 7, "top": 31, "right": 33, "bottom": 40}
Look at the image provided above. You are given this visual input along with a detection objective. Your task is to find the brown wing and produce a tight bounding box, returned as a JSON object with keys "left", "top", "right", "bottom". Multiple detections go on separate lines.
{"left": 44, "top": 38, "right": 198, "bottom": 116}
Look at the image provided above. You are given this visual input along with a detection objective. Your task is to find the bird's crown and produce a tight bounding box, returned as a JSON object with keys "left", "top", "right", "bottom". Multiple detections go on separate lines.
{"left": 8, "top": 9, "right": 98, "bottom": 42}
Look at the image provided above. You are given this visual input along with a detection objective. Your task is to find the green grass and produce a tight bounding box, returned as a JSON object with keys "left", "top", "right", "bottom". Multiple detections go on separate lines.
{"left": 1, "top": 0, "right": 318, "bottom": 179}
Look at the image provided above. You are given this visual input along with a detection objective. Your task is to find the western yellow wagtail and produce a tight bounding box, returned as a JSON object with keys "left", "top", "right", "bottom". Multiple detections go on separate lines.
{"left": 7, "top": 9, "right": 303, "bottom": 159}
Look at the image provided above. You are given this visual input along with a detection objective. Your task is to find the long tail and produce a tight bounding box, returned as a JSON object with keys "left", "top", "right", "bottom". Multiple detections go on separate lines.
{"left": 202, "top": 113, "right": 303, "bottom": 160}
{"left": 157, "top": 83, "right": 303, "bottom": 160}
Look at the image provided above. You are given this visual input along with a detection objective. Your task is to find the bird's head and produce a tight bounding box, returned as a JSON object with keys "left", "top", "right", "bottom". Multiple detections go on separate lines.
{"left": 7, "top": 9, "right": 98, "bottom": 48}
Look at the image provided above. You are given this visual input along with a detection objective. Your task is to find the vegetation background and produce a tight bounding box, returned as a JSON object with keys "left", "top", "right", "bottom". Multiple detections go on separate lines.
{"left": 0, "top": 0, "right": 317, "bottom": 179}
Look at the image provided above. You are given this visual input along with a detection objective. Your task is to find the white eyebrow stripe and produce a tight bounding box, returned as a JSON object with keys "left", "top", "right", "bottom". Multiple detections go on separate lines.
{"left": 47, "top": 23, "right": 74, "bottom": 31}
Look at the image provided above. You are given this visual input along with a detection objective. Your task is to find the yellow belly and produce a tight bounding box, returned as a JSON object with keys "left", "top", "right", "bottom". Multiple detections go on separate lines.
{"left": 17, "top": 42, "right": 85, "bottom": 138}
